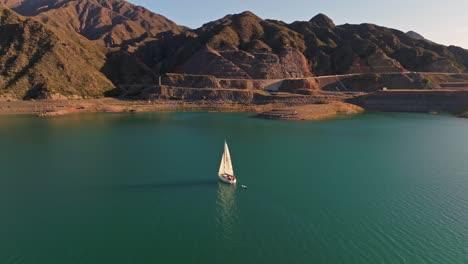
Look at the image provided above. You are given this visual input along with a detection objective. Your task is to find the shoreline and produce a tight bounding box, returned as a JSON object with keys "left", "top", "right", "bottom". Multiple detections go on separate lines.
{"left": 0, "top": 98, "right": 270, "bottom": 116}
{"left": 0, "top": 98, "right": 365, "bottom": 121}
{"left": 1, "top": 91, "right": 468, "bottom": 121}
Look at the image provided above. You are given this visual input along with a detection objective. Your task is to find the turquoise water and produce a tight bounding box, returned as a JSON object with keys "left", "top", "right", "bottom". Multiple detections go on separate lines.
{"left": 0, "top": 112, "right": 467, "bottom": 263}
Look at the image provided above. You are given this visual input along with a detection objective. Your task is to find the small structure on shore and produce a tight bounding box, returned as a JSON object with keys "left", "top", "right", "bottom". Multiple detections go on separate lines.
{"left": 256, "top": 109, "right": 299, "bottom": 120}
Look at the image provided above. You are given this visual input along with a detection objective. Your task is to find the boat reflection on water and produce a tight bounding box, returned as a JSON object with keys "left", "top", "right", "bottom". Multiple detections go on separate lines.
{"left": 215, "top": 182, "right": 238, "bottom": 241}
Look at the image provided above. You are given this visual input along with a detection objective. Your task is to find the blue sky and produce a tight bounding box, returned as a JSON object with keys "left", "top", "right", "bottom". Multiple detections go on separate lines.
{"left": 128, "top": 0, "right": 468, "bottom": 48}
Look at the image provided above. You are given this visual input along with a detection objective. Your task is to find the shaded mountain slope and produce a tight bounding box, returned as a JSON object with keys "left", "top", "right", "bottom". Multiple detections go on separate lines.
{"left": 284, "top": 14, "right": 466, "bottom": 74}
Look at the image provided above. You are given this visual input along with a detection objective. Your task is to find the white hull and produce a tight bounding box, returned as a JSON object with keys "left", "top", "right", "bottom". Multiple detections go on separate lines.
{"left": 218, "top": 174, "right": 237, "bottom": 185}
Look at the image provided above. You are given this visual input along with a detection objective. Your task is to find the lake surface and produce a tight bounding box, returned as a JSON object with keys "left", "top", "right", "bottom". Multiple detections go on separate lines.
{"left": 0, "top": 112, "right": 467, "bottom": 264}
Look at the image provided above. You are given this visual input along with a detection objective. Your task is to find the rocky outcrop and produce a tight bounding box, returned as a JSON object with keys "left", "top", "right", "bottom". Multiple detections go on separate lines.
{"left": 175, "top": 47, "right": 251, "bottom": 79}
{"left": 149, "top": 86, "right": 254, "bottom": 103}
{"left": 156, "top": 73, "right": 320, "bottom": 92}
{"left": 309, "top": 13, "right": 336, "bottom": 29}
{"left": 218, "top": 48, "right": 312, "bottom": 79}
{"left": 279, "top": 78, "right": 320, "bottom": 93}
{"left": 257, "top": 102, "right": 364, "bottom": 121}
{"left": 162, "top": 73, "right": 220, "bottom": 88}
{"left": 175, "top": 48, "right": 312, "bottom": 79}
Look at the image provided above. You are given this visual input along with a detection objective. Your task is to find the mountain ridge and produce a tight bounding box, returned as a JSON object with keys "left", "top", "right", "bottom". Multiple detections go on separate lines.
{"left": 133, "top": 10, "right": 468, "bottom": 79}
{"left": 0, "top": 0, "right": 183, "bottom": 47}
{"left": 0, "top": 1, "right": 468, "bottom": 99}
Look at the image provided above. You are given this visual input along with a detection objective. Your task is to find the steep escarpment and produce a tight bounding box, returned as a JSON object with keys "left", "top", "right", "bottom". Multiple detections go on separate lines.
{"left": 0, "top": 0, "right": 183, "bottom": 47}
{"left": 0, "top": 7, "right": 113, "bottom": 98}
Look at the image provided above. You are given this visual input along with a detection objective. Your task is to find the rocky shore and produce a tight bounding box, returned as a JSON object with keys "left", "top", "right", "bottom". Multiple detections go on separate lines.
{"left": 256, "top": 102, "right": 364, "bottom": 121}
{"left": 2, "top": 84, "right": 468, "bottom": 121}
{"left": 0, "top": 98, "right": 269, "bottom": 116}
{"left": 0, "top": 96, "right": 364, "bottom": 121}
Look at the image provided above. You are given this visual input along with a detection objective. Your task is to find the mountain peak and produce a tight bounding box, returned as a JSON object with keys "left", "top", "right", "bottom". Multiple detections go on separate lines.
{"left": 228, "top": 10, "right": 262, "bottom": 21}
{"left": 310, "top": 13, "right": 335, "bottom": 28}
{"left": 406, "top": 30, "right": 436, "bottom": 44}
{"left": 406, "top": 31, "right": 425, "bottom": 40}
{"left": 239, "top": 10, "right": 257, "bottom": 17}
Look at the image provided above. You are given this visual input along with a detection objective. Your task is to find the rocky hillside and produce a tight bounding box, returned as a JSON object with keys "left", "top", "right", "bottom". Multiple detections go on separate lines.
{"left": 0, "top": 6, "right": 113, "bottom": 98}
{"left": 1, "top": 0, "right": 468, "bottom": 99}
{"left": 0, "top": 0, "right": 182, "bottom": 47}
{"left": 135, "top": 11, "right": 313, "bottom": 79}
{"left": 133, "top": 12, "right": 468, "bottom": 80}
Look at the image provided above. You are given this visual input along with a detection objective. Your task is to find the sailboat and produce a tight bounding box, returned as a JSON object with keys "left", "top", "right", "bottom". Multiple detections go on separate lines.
{"left": 218, "top": 141, "right": 237, "bottom": 184}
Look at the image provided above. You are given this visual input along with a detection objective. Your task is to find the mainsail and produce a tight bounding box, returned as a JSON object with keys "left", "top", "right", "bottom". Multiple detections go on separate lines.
{"left": 218, "top": 141, "right": 234, "bottom": 176}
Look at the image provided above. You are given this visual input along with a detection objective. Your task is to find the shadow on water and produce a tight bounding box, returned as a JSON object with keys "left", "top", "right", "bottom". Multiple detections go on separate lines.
{"left": 101, "top": 179, "right": 218, "bottom": 191}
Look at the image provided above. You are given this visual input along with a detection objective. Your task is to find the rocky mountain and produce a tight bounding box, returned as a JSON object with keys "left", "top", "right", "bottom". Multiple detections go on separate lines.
{"left": 1, "top": 0, "right": 468, "bottom": 99}
{"left": 0, "top": 6, "right": 113, "bottom": 98}
{"left": 0, "top": 0, "right": 182, "bottom": 47}
{"left": 139, "top": 11, "right": 314, "bottom": 79}
{"left": 134, "top": 12, "right": 468, "bottom": 80}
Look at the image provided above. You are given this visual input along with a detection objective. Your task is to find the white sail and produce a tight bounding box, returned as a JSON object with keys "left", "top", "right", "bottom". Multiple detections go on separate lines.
{"left": 218, "top": 141, "right": 234, "bottom": 176}
{"left": 218, "top": 152, "right": 225, "bottom": 175}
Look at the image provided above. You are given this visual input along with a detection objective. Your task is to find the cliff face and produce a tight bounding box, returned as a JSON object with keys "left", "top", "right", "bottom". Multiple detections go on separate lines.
{"left": 0, "top": 7, "right": 113, "bottom": 98}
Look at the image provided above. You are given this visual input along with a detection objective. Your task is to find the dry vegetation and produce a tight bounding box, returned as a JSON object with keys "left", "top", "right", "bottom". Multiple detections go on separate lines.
{"left": 0, "top": 7, "right": 113, "bottom": 99}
